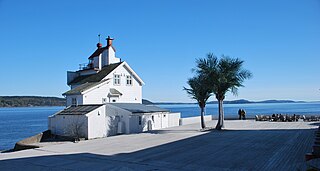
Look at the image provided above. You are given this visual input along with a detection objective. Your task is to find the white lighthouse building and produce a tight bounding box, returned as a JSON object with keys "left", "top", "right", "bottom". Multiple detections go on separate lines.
{"left": 64, "top": 36, "right": 143, "bottom": 105}
{"left": 48, "top": 36, "right": 180, "bottom": 139}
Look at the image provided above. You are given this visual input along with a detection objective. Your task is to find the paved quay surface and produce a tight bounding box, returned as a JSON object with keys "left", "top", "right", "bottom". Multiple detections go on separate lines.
{"left": 0, "top": 120, "right": 319, "bottom": 171}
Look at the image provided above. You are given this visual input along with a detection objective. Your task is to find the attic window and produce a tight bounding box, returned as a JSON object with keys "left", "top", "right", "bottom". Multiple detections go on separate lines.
{"left": 114, "top": 74, "right": 120, "bottom": 85}
{"left": 126, "top": 75, "right": 132, "bottom": 85}
{"left": 71, "top": 98, "right": 77, "bottom": 106}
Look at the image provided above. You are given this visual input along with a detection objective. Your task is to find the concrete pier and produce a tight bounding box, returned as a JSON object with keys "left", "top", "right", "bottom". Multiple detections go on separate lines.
{"left": 0, "top": 120, "right": 318, "bottom": 170}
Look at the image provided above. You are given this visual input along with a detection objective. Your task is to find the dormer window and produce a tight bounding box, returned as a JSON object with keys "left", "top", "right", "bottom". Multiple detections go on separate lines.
{"left": 126, "top": 75, "right": 132, "bottom": 86}
{"left": 114, "top": 74, "right": 120, "bottom": 85}
{"left": 71, "top": 98, "right": 77, "bottom": 106}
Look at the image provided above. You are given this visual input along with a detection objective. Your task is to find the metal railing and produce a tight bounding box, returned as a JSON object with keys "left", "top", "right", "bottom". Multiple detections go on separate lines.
{"left": 79, "top": 63, "right": 93, "bottom": 70}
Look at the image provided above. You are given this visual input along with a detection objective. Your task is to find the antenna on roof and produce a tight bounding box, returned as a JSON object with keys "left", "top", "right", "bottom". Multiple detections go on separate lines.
{"left": 98, "top": 34, "right": 101, "bottom": 43}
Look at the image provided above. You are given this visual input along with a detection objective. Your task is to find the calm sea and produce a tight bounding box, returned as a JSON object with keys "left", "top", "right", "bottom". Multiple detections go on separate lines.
{"left": 0, "top": 102, "right": 320, "bottom": 151}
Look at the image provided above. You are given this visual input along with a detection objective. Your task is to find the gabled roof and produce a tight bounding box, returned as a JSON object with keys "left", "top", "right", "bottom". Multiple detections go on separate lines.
{"left": 110, "top": 103, "right": 169, "bottom": 113}
{"left": 56, "top": 104, "right": 103, "bottom": 115}
{"left": 88, "top": 46, "right": 116, "bottom": 59}
{"left": 88, "top": 47, "right": 106, "bottom": 59}
{"left": 121, "top": 62, "right": 145, "bottom": 85}
{"left": 68, "top": 62, "right": 122, "bottom": 85}
{"left": 63, "top": 80, "right": 109, "bottom": 96}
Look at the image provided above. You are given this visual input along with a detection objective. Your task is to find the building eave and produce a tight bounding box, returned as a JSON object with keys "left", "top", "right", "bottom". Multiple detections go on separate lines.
{"left": 121, "top": 62, "right": 145, "bottom": 85}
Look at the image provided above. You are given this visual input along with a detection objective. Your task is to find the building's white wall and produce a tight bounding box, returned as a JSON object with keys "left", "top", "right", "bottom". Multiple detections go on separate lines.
{"left": 92, "top": 56, "right": 99, "bottom": 69}
{"left": 67, "top": 71, "right": 78, "bottom": 85}
{"left": 129, "top": 114, "right": 150, "bottom": 133}
{"left": 101, "top": 49, "right": 108, "bottom": 66}
{"left": 67, "top": 64, "right": 143, "bottom": 105}
{"left": 82, "top": 82, "right": 111, "bottom": 105}
{"left": 66, "top": 95, "right": 83, "bottom": 106}
{"left": 87, "top": 106, "right": 106, "bottom": 139}
{"left": 100, "top": 48, "right": 120, "bottom": 66}
{"left": 128, "top": 112, "right": 180, "bottom": 133}
{"left": 152, "top": 113, "right": 162, "bottom": 130}
{"left": 168, "top": 112, "right": 181, "bottom": 127}
{"left": 105, "top": 104, "right": 131, "bottom": 135}
{"left": 107, "top": 64, "right": 142, "bottom": 103}
{"left": 48, "top": 114, "right": 88, "bottom": 139}
{"left": 179, "top": 115, "right": 213, "bottom": 125}
{"left": 149, "top": 112, "right": 170, "bottom": 130}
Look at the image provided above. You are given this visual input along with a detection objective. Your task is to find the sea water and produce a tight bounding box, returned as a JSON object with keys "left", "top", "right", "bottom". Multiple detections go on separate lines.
{"left": 0, "top": 106, "right": 63, "bottom": 151}
{"left": 159, "top": 102, "right": 320, "bottom": 118}
{"left": 0, "top": 103, "right": 320, "bottom": 151}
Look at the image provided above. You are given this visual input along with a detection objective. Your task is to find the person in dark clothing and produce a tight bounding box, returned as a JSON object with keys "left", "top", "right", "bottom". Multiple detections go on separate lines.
{"left": 238, "top": 109, "right": 242, "bottom": 120}
{"left": 242, "top": 109, "right": 246, "bottom": 120}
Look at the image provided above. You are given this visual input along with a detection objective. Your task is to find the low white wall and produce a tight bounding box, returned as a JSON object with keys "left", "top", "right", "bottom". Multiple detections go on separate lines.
{"left": 49, "top": 114, "right": 88, "bottom": 139}
{"left": 87, "top": 106, "right": 106, "bottom": 139}
{"left": 168, "top": 112, "right": 181, "bottom": 127}
{"left": 179, "top": 115, "right": 213, "bottom": 125}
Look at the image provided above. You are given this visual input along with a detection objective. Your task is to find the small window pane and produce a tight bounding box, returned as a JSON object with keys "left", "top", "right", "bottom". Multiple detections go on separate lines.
{"left": 126, "top": 75, "right": 132, "bottom": 86}
{"left": 114, "top": 74, "right": 120, "bottom": 85}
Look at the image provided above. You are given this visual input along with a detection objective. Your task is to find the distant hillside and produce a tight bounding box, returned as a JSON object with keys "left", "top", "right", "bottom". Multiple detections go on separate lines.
{"left": 0, "top": 96, "right": 303, "bottom": 107}
{"left": 255, "top": 100, "right": 296, "bottom": 103}
{"left": 208, "top": 99, "right": 252, "bottom": 104}
{"left": 0, "top": 96, "right": 65, "bottom": 107}
{"left": 153, "top": 99, "right": 303, "bottom": 105}
{"left": 142, "top": 99, "right": 154, "bottom": 105}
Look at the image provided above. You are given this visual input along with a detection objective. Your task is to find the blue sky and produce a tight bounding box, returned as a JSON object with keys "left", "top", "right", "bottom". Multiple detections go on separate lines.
{"left": 0, "top": 0, "right": 319, "bottom": 102}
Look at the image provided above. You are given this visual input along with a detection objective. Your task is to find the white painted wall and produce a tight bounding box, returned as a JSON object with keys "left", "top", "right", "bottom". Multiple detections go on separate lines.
{"left": 168, "top": 112, "right": 181, "bottom": 127}
{"left": 48, "top": 114, "right": 88, "bottom": 138}
{"left": 105, "top": 104, "right": 131, "bottom": 135}
{"left": 129, "top": 114, "right": 150, "bottom": 133}
{"left": 87, "top": 106, "right": 106, "bottom": 139}
{"left": 66, "top": 63, "right": 143, "bottom": 105}
{"left": 102, "top": 47, "right": 120, "bottom": 65}
{"left": 107, "top": 64, "right": 142, "bottom": 103}
{"left": 49, "top": 106, "right": 106, "bottom": 139}
{"left": 179, "top": 115, "right": 213, "bottom": 125}
{"left": 128, "top": 112, "right": 181, "bottom": 133}
{"left": 93, "top": 56, "right": 99, "bottom": 69}
{"left": 82, "top": 82, "right": 111, "bottom": 105}
{"left": 67, "top": 71, "right": 78, "bottom": 85}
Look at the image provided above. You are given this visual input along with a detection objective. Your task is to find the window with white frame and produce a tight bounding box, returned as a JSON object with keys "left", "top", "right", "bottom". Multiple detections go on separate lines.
{"left": 126, "top": 75, "right": 132, "bottom": 85}
{"left": 114, "top": 74, "right": 120, "bottom": 85}
{"left": 71, "top": 98, "right": 77, "bottom": 106}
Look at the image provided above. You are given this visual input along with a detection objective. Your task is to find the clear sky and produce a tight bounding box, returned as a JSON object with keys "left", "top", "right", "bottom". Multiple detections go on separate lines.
{"left": 0, "top": 0, "right": 319, "bottom": 102}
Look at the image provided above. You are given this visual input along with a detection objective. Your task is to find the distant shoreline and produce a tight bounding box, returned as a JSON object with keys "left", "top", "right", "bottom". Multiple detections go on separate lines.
{"left": 0, "top": 96, "right": 318, "bottom": 108}
{"left": 0, "top": 105, "right": 64, "bottom": 108}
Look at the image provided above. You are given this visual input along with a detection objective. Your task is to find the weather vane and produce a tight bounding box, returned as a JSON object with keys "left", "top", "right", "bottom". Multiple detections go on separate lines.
{"left": 98, "top": 34, "right": 101, "bottom": 43}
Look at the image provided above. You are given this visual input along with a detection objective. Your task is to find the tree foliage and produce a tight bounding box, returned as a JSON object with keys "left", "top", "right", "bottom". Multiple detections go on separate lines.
{"left": 0, "top": 96, "right": 65, "bottom": 107}
{"left": 194, "top": 53, "right": 252, "bottom": 130}
{"left": 184, "top": 73, "right": 212, "bottom": 129}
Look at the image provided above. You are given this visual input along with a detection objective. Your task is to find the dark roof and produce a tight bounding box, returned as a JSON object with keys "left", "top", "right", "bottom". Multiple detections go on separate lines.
{"left": 109, "top": 103, "right": 169, "bottom": 113}
{"left": 68, "top": 62, "right": 122, "bottom": 85}
{"left": 109, "top": 88, "right": 122, "bottom": 96}
{"left": 88, "top": 45, "right": 116, "bottom": 59}
{"left": 63, "top": 81, "right": 108, "bottom": 95}
{"left": 56, "top": 104, "right": 103, "bottom": 115}
{"left": 88, "top": 47, "right": 106, "bottom": 59}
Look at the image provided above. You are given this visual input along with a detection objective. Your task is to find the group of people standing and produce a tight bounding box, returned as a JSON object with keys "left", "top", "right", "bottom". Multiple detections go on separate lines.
{"left": 238, "top": 109, "right": 246, "bottom": 120}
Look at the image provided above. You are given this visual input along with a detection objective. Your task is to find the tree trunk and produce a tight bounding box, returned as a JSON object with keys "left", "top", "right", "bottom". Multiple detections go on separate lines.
{"left": 200, "top": 106, "right": 206, "bottom": 129}
{"left": 215, "top": 99, "right": 224, "bottom": 130}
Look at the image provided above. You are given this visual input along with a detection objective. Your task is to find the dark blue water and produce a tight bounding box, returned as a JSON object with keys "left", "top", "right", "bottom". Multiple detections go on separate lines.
{"left": 159, "top": 102, "right": 320, "bottom": 118}
{"left": 0, "top": 106, "right": 63, "bottom": 151}
{"left": 1, "top": 103, "right": 320, "bottom": 151}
